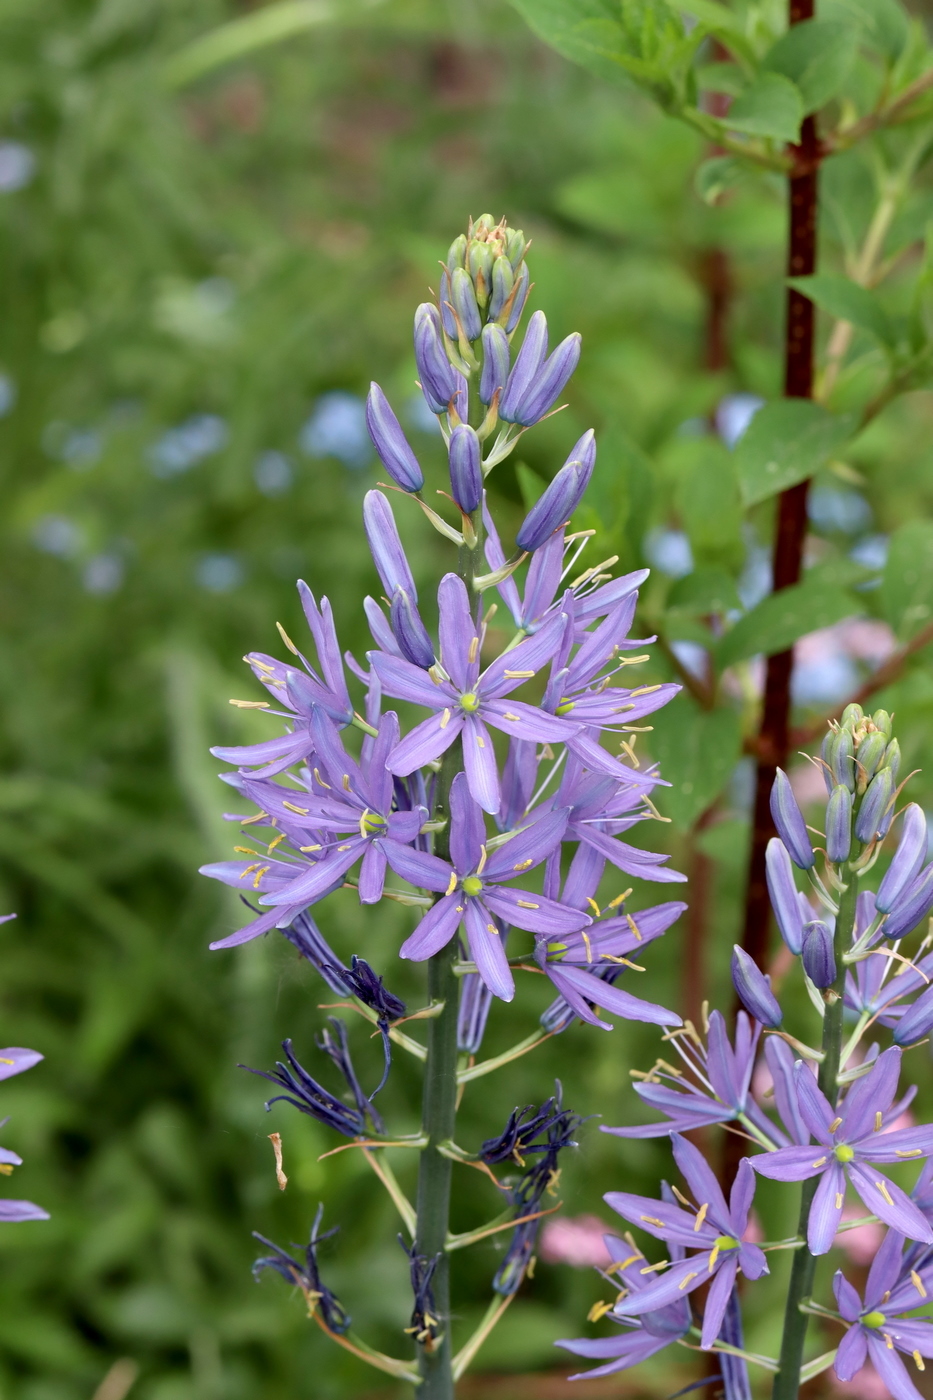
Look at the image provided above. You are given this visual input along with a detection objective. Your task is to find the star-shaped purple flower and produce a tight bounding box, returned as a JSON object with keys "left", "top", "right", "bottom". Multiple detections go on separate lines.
{"left": 371, "top": 573, "right": 578, "bottom": 814}
{"left": 607, "top": 1133, "right": 768, "bottom": 1349}
{"left": 382, "top": 772, "right": 588, "bottom": 1000}
{"left": 833, "top": 1229, "right": 933, "bottom": 1400}
{"left": 752, "top": 1046, "right": 933, "bottom": 1254}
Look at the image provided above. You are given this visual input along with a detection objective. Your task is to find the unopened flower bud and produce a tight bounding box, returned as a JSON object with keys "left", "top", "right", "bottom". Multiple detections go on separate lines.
{"left": 439, "top": 270, "right": 458, "bottom": 339}
{"left": 448, "top": 425, "right": 482, "bottom": 514}
{"left": 506, "top": 229, "right": 526, "bottom": 269}
{"left": 883, "top": 738, "right": 901, "bottom": 783}
{"left": 872, "top": 709, "right": 893, "bottom": 741}
{"left": 468, "top": 242, "right": 494, "bottom": 309}
{"left": 366, "top": 384, "right": 423, "bottom": 492}
{"left": 828, "top": 727, "right": 855, "bottom": 791}
{"left": 731, "top": 946, "right": 782, "bottom": 1028}
{"left": 855, "top": 731, "right": 887, "bottom": 790}
{"left": 504, "top": 262, "right": 530, "bottom": 333}
{"left": 516, "top": 431, "right": 595, "bottom": 552}
{"left": 841, "top": 703, "right": 864, "bottom": 729}
{"left": 884, "top": 862, "right": 933, "bottom": 941}
{"left": 446, "top": 234, "right": 467, "bottom": 275}
{"left": 819, "top": 730, "right": 836, "bottom": 796}
{"left": 500, "top": 311, "right": 548, "bottom": 420}
{"left": 770, "top": 769, "right": 815, "bottom": 870}
{"left": 766, "top": 838, "right": 804, "bottom": 953}
{"left": 893, "top": 982, "right": 933, "bottom": 1046}
{"left": 414, "top": 305, "right": 458, "bottom": 415}
{"left": 854, "top": 767, "right": 894, "bottom": 844}
{"left": 479, "top": 323, "right": 510, "bottom": 406}
{"left": 802, "top": 921, "right": 836, "bottom": 989}
{"left": 825, "top": 785, "right": 852, "bottom": 863}
{"left": 450, "top": 267, "right": 481, "bottom": 342}
{"left": 877, "top": 804, "right": 928, "bottom": 913}
{"left": 390, "top": 588, "right": 435, "bottom": 669}
{"left": 363, "top": 490, "right": 417, "bottom": 600}
{"left": 488, "top": 256, "right": 514, "bottom": 321}
{"left": 501, "top": 330, "right": 581, "bottom": 427}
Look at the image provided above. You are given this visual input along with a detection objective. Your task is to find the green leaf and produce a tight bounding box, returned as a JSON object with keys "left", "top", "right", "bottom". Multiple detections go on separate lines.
{"left": 675, "top": 437, "right": 742, "bottom": 556}
{"left": 788, "top": 273, "right": 895, "bottom": 348}
{"left": 727, "top": 73, "right": 803, "bottom": 142}
{"left": 650, "top": 698, "right": 742, "bottom": 826}
{"left": 881, "top": 520, "right": 933, "bottom": 640}
{"left": 716, "top": 581, "right": 857, "bottom": 668}
{"left": 762, "top": 20, "right": 857, "bottom": 114}
{"left": 696, "top": 62, "right": 747, "bottom": 97}
{"left": 734, "top": 400, "right": 856, "bottom": 507}
{"left": 695, "top": 155, "right": 757, "bottom": 204}
{"left": 667, "top": 568, "right": 742, "bottom": 615}
{"left": 820, "top": 0, "right": 910, "bottom": 62}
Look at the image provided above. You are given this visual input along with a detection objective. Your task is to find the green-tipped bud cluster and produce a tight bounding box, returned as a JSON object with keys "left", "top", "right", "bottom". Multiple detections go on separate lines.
{"left": 441, "top": 215, "right": 529, "bottom": 345}
{"left": 823, "top": 705, "right": 902, "bottom": 855}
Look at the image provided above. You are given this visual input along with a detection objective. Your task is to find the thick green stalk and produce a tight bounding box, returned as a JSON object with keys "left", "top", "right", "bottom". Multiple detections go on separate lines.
{"left": 771, "top": 863, "right": 860, "bottom": 1400}
{"left": 414, "top": 478, "right": 484, "bottom": 1395}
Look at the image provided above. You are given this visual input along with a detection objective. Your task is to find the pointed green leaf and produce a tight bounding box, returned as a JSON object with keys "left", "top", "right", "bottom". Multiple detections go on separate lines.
{"left": 788, "top": 273, "right": 895, "bottom": 348}
{"left": 762, "top": 20, "right": 857, "bottom": 113}
{"left": 716, "top": 581, "right": 857, "bottom": 669}
{"left": 727, "top": 73, "right": 803, "bottom": 142}
{"left": 881, "top": 521, "right": 933, "bottom": 640}
{"left": 667, "top": 568, "right": 742, "bottom": 616}
{"left": 821, "top": 0, "right": 909, "bottom": 62}
{"left": 734, "top": 400, "right": 856, "bottom": 507}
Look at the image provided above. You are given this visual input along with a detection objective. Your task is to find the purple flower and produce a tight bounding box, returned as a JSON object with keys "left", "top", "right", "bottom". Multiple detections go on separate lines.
{"left": 498, "top": 310, "right": 547, "bottom": 421}
{"left": 0, "top": 1043, "right": 48, "bottom": 1224}
{"left": 603, "top": 1010, "right": 786, "bottom": 1147}
{"left": 516, "top": 432, "right": 595, "bottom": 552}
{"left": 752, "top": 1047, "right": 933, "bottom": 1253}
{"left": 731, "top": 946, "right": 782, "bottom": 1028}
{"left": 802, "top": 920, "right": 836, "bottom": 989}
{"left": 845, "top": 943, "right": 933, "bottom": 1028}
{"left": 607, "top": 1134, "right": 768, "bottom": 1349}
{"left": 202, "top": 711, "right": 426, "bottom": 948}
{"left": 555, "top": 1227, "right": 692, "bottom": 1378}
{"left": 833, "top": 1230, "right": 933, "bottom": 1400}
{"left": 253, "top": 1206, "right": 350, "bottom": 1334}
{"left": 770, "top": 769, "right": 815, "bottom": 870}
{"left": 878, "top": 804, "right": 929, "bottom": 913}
{"left": 365, "top": 384, "right": 423, "bottom": 492}
{"left": 371, "top": 574, "right": 578, "bottom": 815}
{"left": 500, "top": 311, "right": 581, "bottom": 427}
{"left": 382, "top": 772, "right": 588, "bottom": 1000}
{"left": 884, "top": 862, "right": 933, "bottom": 941}
{"left": 448, "top": 425, "right": 482, "bottom": 514}
{"left": 826, "top": 784, "right": 853, "bottom": 863}
{"left": 363, "top": 490, "right": 419, "bottom": 601}
{"left": 413, "top": 304, "right": 459, "bottom": 414}
{"left": 537, "top": 900, "right": 684, "bottom": 1032}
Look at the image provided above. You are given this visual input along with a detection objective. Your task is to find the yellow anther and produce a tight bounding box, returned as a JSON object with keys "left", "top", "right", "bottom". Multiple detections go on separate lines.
{"left": 694, "top": 1203, "right": 709, "bottom": 1231}
{"left": 276, "top": 621, "right": 299, "bottom": 654}
{"left": 608, "top": 888, "right": 633, "bottom": 910}
{"left": 639, "top": 1259, "right": 669, "bottom": 1274}
{"left": 829, "top": 1116, "right": 843, "bottom": 1132}
{"left": 440, "top": 708, "right": 451, "bottom": 730}
{"left": 587, "top": 1300, "right": 612, "bottom": 1323}
{"left": 581, "top": 930, "right": 593, "bottom": 963}
{"left": 629, "top": 685, "right": 662, "bottom": 697}
{"left": 640, "top": 1215, "right": 665, "bottom": 1228}
{"left": 242, "top": 811, "right": 269, "bottom": 825}
{"left": 513, "top": 858, "right": 533, "bottom": 871}
{"left": 229, "top": 699, "right": 270, "bottom": 708}
{"left": 912, "top": 1270, "right": 927, "bottom": 1299}
{"left": 250, "top": 658, "right": 275, "bottom": 672}
{"left": 267, "top": 832, "right": 287, "bottom": 852}
{"left": 445, "top": 872, "right": 457, "bottom": 897}
{"left": 468, "top": 636, "right": 479, "bottom": 664}
{"left": 586, "top": 897, "right": 601, "bottom": 917}
{"left": 476, "top": 844, "right": 488, "bottom": 875}
{"left": 234, "top": 846, "right": 260, "bottom": 855}
{"left": 313, "top": 768, "right": 331, "bottom": 789}
{"left": 517, "top": 900, "right": 540, "bottom": 910}
{"left": 811, "top": 1157, "right": 828, "bottom": 1169}
{"left": 342, "top": 774, "right": 352, "bottom": 791}
{"left": 678, "top": 1272, "right": 699, "bottom": 1291}
{"left": 299, "top": 844, "right": 322, "bottom": 853}
{"left": 897, "top": 1148, "right": 924, "bottom": 1158}
{"left": 876, "top": 1181, "right": 894, "bottom": 1206}
{"left": 252, "top": 865, "right": 271, "bottom": 888}
{"left": 503, "top": 669, "right": 535, "bottom": 679}
{"left": 282, "top": 801, "right": 310, "bottom": 815}
{"left": 487, "top": 923, "right": 499, "bottom": 935}
{"left": 626, "top": 914, "right": 642, "bottom": 941}
{"left": 874, "top": 1111, "right": 883, "bottom": 1131}
{"left": 502, "top": 712, "right": 521, "bottom": 722}
{"left": 914, "top": 1351, "right": 925, "bottom": 1371}
{"left": 835, "top": 1193, "right": 844, "bottom": 1210}
{"left": 476, "top": 734, "right": 485, "bottom": 747}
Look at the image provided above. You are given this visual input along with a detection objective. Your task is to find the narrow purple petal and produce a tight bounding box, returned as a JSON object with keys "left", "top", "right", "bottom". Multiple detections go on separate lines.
{"left": 670, "top": 1134, "right": 731, "bottom": 1231}
{"left": 885, "top": 862, "right": 933, "bottom": 941}
{"left": 510, "top": 334, "right": 582, "bottom": 428}
{"left": 464, "top": 900, "right": 514, "bottom": 1001}
{"left": 480, "top": 611, "right": 568, "bottom": 695}
{"left": 358, "top": 842, "right": 387, "bottom": 904}
{"left": 297, "top": 586, "right": 352, "bottom": 717}
{"left": 0, "top": 1049, "right": 42, "bottom": 1081}
{"left": 414, "top": 304, "right": 458, "bottom": 414}
{"left": 449, "top": 771, "right": 485, "bottom": 876}
{"left": 766, "top": 838, "right": 805, "bottom": 953}
{"left": 363, "top": 490, "right": 417, "bottom": 599}
{"left": 559, "top": 1332, "right": 673, "bottom": 1380}
{"left": 552, "top": 965, "right": 681, "bottom": 1027}
{"left": 847, "top": 1162, "right": 933, "bottom": 1244}
{"left": 438, "top": 573, "right": 477, "bottom": 692}
{"left": 369, "top": 652, "right": 450, "bottom": 710}
{"left": 386, "top": 710, "right": 464, "bottom": 776}
{"left": 841, "top": 1045, "right": 901, "bottom": 1142}
{"left": 485, "top": 887, "right": 589, "bottom": 935}
{"left": 833, "top": 1269, "right": 863, "bottom": 1323}
{"left": 522, "top": 528, "right": 565, "bottom": 627}
{"left": 462, "top": 716, "right": 501, "bottom": 815}
{"left": 380, "top": 841, "right": 452, "bottom": 894}
{"left": 516, "top": 436, "right": 595, "bottom": 551}
{"left": 259, "top": 840, "right": 364, "bottom": 907}
{"left": 752, "top": 1146, "right": 830, "bottom": 1183}
{"left": 366, "top": 383, "right": 423, "bottom": 491}
{"left": 771, "top": 768, "right": 815, "bottom": 869}
{"left": 399, "top": 895, "right": 463, "bottom": 960}
{"left": 603, "top": 1191, "right": 702, "bottom": 1245}
{"left": 484, "top": 807, "right": 569, "bottom": 879}
{"left": 765, "top": 1038, "right": 810, "bottom": 1145}
{"left": 834, "top": 1324, "right": 867, "bottom": 1381}
{"left": 612, "top": 1255, "right": 713, "bottom": 1315}
{"left": 729, "top": 1159, "right": 757, "bottom": 1236}
{"left": 481, "top": 698, "right": 577, "bottom": 746}
{"left": 0, "top": 1201, "right": 50, "bottom": 1222}
{"left": 499, "top": 310, "right": 548, "bottom": 422}
{"left": 210, "top": 902, "right": 303, "bottom": 950}
{"left": 700, "top": 1256, "right": 737, "bottom": 1350}
{"left": 866, "top": 1334, "right": 924, "bottom": 1400}
{"left": 877, "top": 803, "right": 928, "bottom": 913}
{"left": 808, "top": 1163, "right": 847, "bottom": 1254}
{"left": 864, "top": 1226, "right": 906, "bottom": 1306}
{"left": 482, "top": 497, "right": 522, "bottom": 627}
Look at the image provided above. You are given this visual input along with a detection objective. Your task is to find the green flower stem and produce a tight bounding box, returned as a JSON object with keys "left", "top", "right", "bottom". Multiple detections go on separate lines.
{"left": 772, "top": 861, "right": 860, "bottom": 1400}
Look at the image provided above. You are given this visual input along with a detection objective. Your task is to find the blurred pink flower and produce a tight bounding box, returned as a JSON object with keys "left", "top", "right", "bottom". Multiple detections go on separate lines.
{"left": 540, "top": 1214, "right": 616, "bottom": 1268}
{"left": 742, "top": 1209, "right": 764, "bottom": 1244}
{"left": 789, "top": 760, "right": 828, "bottom": 808}
{"left": 831, "top": 1359, "right": 889, "bottom": 1398}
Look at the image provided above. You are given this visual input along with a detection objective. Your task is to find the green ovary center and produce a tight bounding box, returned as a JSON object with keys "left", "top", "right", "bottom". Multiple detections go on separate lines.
{"left": 714, "top": 1235, "right": 739, "bottom": 1252}
{"left": 361, "top": 811, "right": 387, "bottom": 835}
{"left": 555, "top": 699, "right": 575, "bottom": 716}
{"left": 459, "top": 692, "right": 481, "bottom": 713}
{"left": 462, "top": 876, "right": 483, "bottom": 897}
{"left": 834, "top": 1144, "right": 855, "bottom": 1163}
{"left": 862, "top": 1311, "right": 886, "bottom": 1329}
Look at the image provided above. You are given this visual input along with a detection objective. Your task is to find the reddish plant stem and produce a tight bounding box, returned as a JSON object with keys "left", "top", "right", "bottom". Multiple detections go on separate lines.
{"left": 740, "top": 81, "right": 821, "bottom": 970}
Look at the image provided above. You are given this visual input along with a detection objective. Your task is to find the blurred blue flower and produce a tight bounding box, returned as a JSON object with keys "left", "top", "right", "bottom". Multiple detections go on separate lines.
{"left": 148, "top": 414, "right": 228, "bottom": 478}
{"left": 0, "top": 142, "right": 35, "bottom": 193}
{"left": 851, "top": 533, "right": 889, "bottom": 571}
{"left": 643, "top": 528, "right": 693, "bottom": 579}
{"left": 300, "top": 391, "right": 370, "bottom": 470}
{"left": 32, "top": 515, "right": 82, "bottom": 558}
{"left": 0, "top": 374, "right": 16, "bottom": 416}
{"left": 808, "top": 487, "right": 872, "bottom": 535}
{"left": 716, "top": 392, "right": 764, "bottom": 448}
{"left": 254, "top": 450, "right": 293, "bottom": 497}
{"left": 738, "top": 531, "right": 772, "bottom": 609}
{"left": 62, "top": 428, "right": 103, "bottom": 469}
{"left": 196, "top": 554, "right": 243, "bottom": 592}
{"left": 792, "top": 652, "right": 859, "bottom": 707}
{"left": 83, "top": 554, "right": 124, "bottom": 596}
{"left": 670, "top": 640, "right": 708, "bottom": 680}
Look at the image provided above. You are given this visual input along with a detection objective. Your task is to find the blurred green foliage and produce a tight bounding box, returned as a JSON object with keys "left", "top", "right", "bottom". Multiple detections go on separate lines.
{"left": 3, "top": 0, "right": 933, "bottom": 1396}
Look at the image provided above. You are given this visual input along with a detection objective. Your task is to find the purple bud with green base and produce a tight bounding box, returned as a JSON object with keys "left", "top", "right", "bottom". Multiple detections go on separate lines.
{"left": 414, "top": 305, "right": 458, "bottom": 415}
{"left": 877, "top": 804, "right": 928, "bottom": 913}
{"left": 825, "top": 785, "right": 853, "bottom": 863}
{"left": 516, "top": 431, "right": 595, "bottom": 552}
{"left": 499, "top": 311, "right": 548, "bottom": 421}
{"left": 855, "top": 767, "right": 895, "bottom": 843}
{"left": 448, "top": 425, "right": 483, "bottom": 514}
{"left": 366, "top": 385, "right": 423, "bottom": 492}
{"left": 855, "top": 731, "right": 887, "bottom": 784}
{"left": 802, "top": 921, "right": 835, "bottom": 989}
{"left": 504, "top": 262, "right": 530, "bottom": 333}
{"left": 450, "top": 267, "right": 481, "bottom": 342}
{"left": 770, "top": 769, "right": 815, "bottom": 870}
{"left": 731, "top": 946, "right": 782, "bottom": 1027}
{"left": 488, "top": 256, "right": 514, "bottom": 321}
{"left": 502, "top": 332, "right": 581, "bottom": 428}
{"left": 479, "top": 323, "right": 509, "bottom": 405}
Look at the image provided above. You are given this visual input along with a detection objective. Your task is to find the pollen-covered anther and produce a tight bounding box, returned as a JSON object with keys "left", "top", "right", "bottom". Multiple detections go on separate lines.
{"left": 693, "top": 1202, "right": 708, "bottom": 1231}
